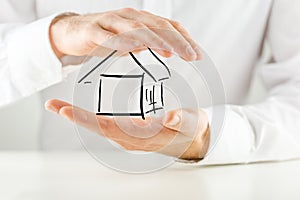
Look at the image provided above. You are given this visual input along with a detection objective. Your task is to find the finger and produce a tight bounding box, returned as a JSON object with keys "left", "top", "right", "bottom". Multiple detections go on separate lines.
{"left": 53, "top": 102, "right": 194, "bottom": 156}
{"left": 140, "top": 10, "right": 202, "bottom": 60}
{"left": 141, "top": 11, "right": 201, "bottom": 60}
{"left": 141, "top": 11, "right": 202, "bottom": 60}
{"left": 131, "top": 48, "right": 173, "bottom": 58}
{"left": 58, "top": 105, "right": 109, "bottom": 134}
{"left": 58, "top": 105, "right": 179, "bottom": 151}
{"left": 45, "top": 100, "right": 109, "bottom": 135}
{"left": 117, "top": 9, "right": 197, "bottom": 61}
{"left": 46, "top": 99, "right": 191, "bottom": 155}
{"left": 97, "top": 12, "right": 173, "bottom": 54}
{"left": 54, "top": 103, "right": 161, "bottom": 140}
{"left": 168, "top": 20, "right": 202, "bottom": 60}
{"left": 45, "top": 99, "right": 72, "bottom": 113}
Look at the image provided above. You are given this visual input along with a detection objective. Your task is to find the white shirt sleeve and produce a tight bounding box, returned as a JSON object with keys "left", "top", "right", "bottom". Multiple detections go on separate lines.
{"left": 0, "top": 15, "right": 62, "bottom": 107}
{"left": 200, "top": 0, "right": 300, "bottom": 165}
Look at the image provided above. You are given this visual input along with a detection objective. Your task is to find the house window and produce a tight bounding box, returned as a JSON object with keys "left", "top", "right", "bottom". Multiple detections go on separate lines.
{"left": 97, "top": 73, "right": 146, "bottom": 119}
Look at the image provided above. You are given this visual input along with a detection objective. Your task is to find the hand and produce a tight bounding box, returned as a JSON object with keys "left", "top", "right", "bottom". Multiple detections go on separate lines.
{"left": 49, "top": 8, "right": 202, "bottom": 61}
{"left": 45, "top": 99, "right": 210, "bottom": 160}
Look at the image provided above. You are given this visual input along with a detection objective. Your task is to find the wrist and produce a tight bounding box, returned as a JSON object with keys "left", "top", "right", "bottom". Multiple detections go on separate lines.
{"left": 179, "top": 123, "right": 210, "bottom": 161}
{"left": 49, "top": 12, "right": 80, "bottom": 59}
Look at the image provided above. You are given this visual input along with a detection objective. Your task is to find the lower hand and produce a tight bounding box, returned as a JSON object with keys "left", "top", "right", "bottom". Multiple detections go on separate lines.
{"left": 45, "top": 99, "right": 210, "bottom": 160}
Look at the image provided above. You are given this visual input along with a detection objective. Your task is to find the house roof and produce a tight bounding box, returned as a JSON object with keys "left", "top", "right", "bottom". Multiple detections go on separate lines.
{"left": 78, "top": 48, "right": 171, "bottom": 84}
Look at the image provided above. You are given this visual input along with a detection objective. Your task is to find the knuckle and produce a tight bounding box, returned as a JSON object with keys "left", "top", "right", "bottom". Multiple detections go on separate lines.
{"left": 84, "top": 24, "right": 99, "bottom": 38}
{"left": 101, "top": 12, "right": 117, "bottom": 20}
{"left": 140, "top": 10, "right": 151, "bottom": 15}
{"left": 93, "top": 31, "right": 114, "bottom": 44}
{"left": 156, "top": 19, "right": 170, "bottom": 27}
{"left": 120, "top": 7, "right": 136, "bottom": 13}
{"left": 130, "top": 21, "right": 145, "bottom": 29}
{"left": 170, "top": 20, "right": 181, "bottom": 27}
{"left": 157, "top": 40, "right": 167, "bottom": 48}
{"left": 103, "top": 32, "right": 114, "bottom": 41}
{"left": 85, "top": 21, "right": 98, "bottom": 30}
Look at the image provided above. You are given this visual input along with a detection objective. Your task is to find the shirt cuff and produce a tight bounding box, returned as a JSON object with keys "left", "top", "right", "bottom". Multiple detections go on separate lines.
{"left": 199, "top": 105, "right": 254, "bottom": 165}
{"left": 6, "top": 14, "right": 62, "bottom": 97}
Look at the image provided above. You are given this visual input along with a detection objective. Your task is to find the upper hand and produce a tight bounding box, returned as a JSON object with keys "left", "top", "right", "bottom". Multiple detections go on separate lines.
{"left": 49, "top": 8, "right": 202, "bottom": 61}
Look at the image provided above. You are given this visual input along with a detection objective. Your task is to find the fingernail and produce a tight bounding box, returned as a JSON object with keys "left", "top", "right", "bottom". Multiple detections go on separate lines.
{"left": 194, "top": 46, "right": 202, "bottom": 60}
{"left": 165, "top": 114, "right": 181, "bottom": 127}
{"left": 186, "top": 46, "right": 197, "bottom": 59}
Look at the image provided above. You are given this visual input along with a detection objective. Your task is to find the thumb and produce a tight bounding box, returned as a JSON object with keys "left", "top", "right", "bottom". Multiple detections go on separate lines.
{"left": 162, "top": 109, "right": 205, "bottom": 137}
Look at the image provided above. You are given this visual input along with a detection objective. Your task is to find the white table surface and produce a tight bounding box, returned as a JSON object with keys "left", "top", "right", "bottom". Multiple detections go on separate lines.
{"left": 0, "top": 151, "right": 299, "bottom": 200}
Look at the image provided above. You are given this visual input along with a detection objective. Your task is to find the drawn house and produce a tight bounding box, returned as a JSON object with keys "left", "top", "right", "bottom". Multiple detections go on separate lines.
{"left": 78, "top": 48, "right": 171, "bottom": 120}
